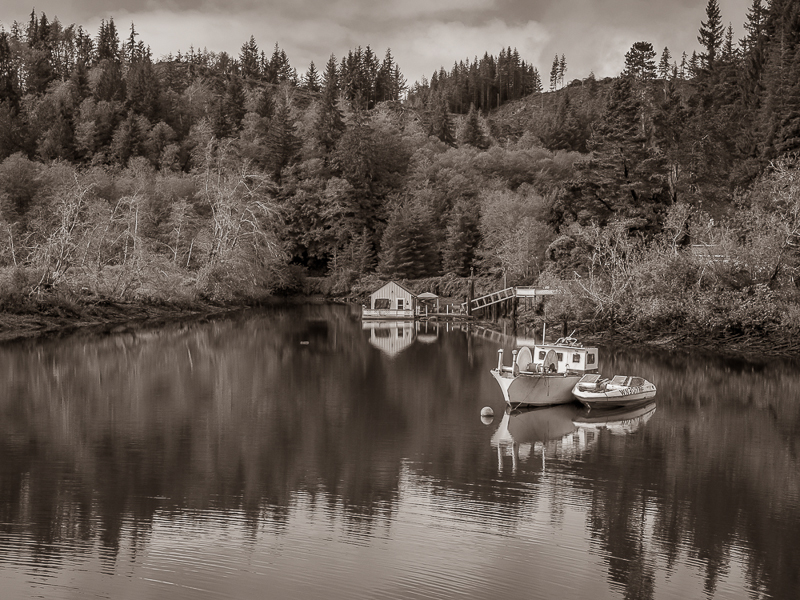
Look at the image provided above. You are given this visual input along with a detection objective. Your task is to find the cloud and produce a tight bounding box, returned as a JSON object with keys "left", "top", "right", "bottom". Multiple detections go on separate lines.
{"left": 0, "top": 0, "right": 754, "bottom": 83}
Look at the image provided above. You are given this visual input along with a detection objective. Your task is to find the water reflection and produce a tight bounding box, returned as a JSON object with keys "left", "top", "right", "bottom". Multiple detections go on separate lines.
{"left": 0, "top": 307, "right": 797, "bottom": 600}
{"left": 573, "top": 402, "right": 657, "bottom": 434}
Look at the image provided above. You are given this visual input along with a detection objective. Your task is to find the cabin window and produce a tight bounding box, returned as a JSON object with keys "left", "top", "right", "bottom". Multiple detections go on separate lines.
{"left": 556, "top": 352, "right": 563, "bottom": 362}
{"left": 587, "top": 353, "right": 595, "bottom": 365}
{"left": 538, "top": 351, "right": 546, "bottom": 360}
{"left": 572, "top": 353, "right": 581, "bottom": 363}
{"left": 397, "top": 298, "right": 404, "bottom": 310}
{"left": 374, "top": 298, "right": 390, "bottom": 309}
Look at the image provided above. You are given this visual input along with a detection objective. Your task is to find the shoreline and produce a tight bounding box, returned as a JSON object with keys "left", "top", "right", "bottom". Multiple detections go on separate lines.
{"left": 1, "top": 296, "right": 798, "bottom": 362}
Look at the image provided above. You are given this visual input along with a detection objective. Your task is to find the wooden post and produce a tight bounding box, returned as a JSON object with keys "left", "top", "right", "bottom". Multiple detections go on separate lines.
{"left": 512, "top": 297, "right": 517, "bottom": 331}
{"left": 468, "top": 267, "right": 474, "bottom": 317}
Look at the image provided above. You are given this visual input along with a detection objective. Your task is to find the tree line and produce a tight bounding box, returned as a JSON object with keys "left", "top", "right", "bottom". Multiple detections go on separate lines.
{"left": 0, "top": 1, "right": 799, "bottom": 343}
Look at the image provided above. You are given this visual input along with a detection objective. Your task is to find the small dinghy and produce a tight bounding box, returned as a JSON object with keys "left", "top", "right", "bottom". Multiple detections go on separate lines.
{"left": 572, "top": 374, "right": 657, "bottom": 408}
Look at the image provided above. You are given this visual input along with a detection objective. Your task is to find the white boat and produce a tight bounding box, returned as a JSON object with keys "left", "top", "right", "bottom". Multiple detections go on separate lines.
{"left": 571, "top": 374, "right": 657, "bottom": 408}
{"left": 491, "top": 336, "right": 599, "bottom": 408}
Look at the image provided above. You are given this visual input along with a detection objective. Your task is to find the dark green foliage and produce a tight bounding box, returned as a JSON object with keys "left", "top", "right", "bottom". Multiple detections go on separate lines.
{"left": 378, "top": 201, "right": 440, "bottom": 279}
{"left": 428, "top": 93, "right": 455, "bottom": 147}
{"left": 624, "top": 42, "right": 657, "bottom": 80}
{"left": 0, "top": 153, "right": 43, "bottom": 223}
{"left": 304, "top": 61, "right": 320, "bottom": 92}
{"left": 265, "top": 94, "right": 300, "bottom": 183}
{"left": 1, "top": 5, "right": 800, "bottom": 303}
{"left": 698, "top": 0, "right": 725, "bottom": 70}
{"left": 461, "top": 103, "right": 487, "bottom": 149}
{"left": 239, "top": 36, "right": 260, "bottom": 80}
{"left": 442, "top": 199, "right": 480, "bottom": 275}
{"left": 126, "top": 57, "right": 160, "bottom": 119}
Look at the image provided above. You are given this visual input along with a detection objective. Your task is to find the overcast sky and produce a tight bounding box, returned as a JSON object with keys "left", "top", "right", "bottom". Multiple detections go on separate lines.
{"left": 2, "top": 0, "right": 752, "bottom": 83}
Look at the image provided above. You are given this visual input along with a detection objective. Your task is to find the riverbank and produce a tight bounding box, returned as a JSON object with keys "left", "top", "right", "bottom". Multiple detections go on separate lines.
{"left": 0, "top": 296, "right": 260, "bottom": 343}
{"left": 2, "top": 287, "right": 799, "bottom": 361}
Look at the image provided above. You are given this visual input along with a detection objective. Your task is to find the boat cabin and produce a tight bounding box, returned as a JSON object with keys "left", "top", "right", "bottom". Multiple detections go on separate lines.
{"left": 513, "top": 341, "right": 599, "bottom": 375}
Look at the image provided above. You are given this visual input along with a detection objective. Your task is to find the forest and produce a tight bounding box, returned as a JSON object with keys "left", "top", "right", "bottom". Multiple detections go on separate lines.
{"left": 0, "top": 0, "right": 799, "bottom": 347}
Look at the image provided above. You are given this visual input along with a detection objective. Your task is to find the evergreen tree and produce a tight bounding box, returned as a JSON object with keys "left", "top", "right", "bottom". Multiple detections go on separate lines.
{"left": 96, "top": 18, "right": 120, "bottom": 62}
{"left": 558, "top": 54, "right": 567, "bottom": 87}
{"left": 321, "top": 54, "right": 339, "bottom": 97}
{"left": 304, "top": 61, "right": 320, "bottom": 92}
{"left": 549, "top": 55, "right": 559, "bottom": 91}
{"left": 658, "top": 47, "right": 672, "bottom": 79}
{"left": 254, "top": 87, "right": 274, "bottom": 122}
{"left": 623, "top": 41, "right": 657, "bottom": 80}
{"left": 580, "top": 76, "right": 669, "bottom": 224}
{"left": 429, "top": 92, "right": 455, "bottom": 147}
{"left": 698, "top": 0, "right": 724, "bottom": 70}
{"left": 126, "top": 54, "right": 160, "bottom": 119}
{"left": 461, "top": 103, "right": 486, "bottom": 149}
{"left": 531, "top": 66, "right": 542, "bottom": 94}
{"left": 689, "top": 51, "right": 700, "bottom": 78}
{"left": 239, "top": 35, "right": 260, "bottom": 79}
{"left": 722, "top": 24, "right": 736, "bottom": 62}
{"left": 0, "top": 32, "right": 20, "bottom": 110}
{"left": 265, "top": 92, "right": 300, "bottom": 183}
{"left": 223, "top": 75, "right": 247, "bottom": 133}
{"left": 314, "top": 89, "right": 345, "bottom": 153}
{"left": 378, "top": 201, "right": 440, "bottom": 279}
{"left": 442, "top": 199, "right": 480, "bottom": 275}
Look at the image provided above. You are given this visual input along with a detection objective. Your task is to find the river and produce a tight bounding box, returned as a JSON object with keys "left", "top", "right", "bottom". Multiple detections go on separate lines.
{"left": 0, "top": 304, "right": 797, "bottom": 599}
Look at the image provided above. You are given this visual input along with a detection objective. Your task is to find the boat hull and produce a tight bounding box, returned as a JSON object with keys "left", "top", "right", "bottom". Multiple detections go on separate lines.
{"left": 572, "top": 385, "right": 656, "bottom": 409}
{"left": 491, "top": 369, "right": 581, "bottom": 407}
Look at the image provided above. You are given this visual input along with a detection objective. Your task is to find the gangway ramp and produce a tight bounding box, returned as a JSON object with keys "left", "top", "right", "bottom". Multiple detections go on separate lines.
{"left": 462, "top": 286, "right": 560, "bottom": 312}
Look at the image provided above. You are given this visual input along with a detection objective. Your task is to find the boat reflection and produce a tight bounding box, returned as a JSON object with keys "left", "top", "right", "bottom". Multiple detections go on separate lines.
{"left": 491, "top": 401, "right": 659, "bottom": 472}
{"left": 572, "top": 401, "right": 657, "bottom": 435}
{"left": 491, "top": 403, "right": 582, "bottom": 472}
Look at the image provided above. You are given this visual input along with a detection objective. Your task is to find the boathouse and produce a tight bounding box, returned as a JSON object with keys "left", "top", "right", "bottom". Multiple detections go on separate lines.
{"left": 362, "top": 281, "right": 417, "bottom": 320}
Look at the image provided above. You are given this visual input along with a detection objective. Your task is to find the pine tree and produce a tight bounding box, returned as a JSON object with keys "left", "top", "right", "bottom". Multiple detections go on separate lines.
{"left": 239, "top": 35, "right": 260, "bottom": 79}
{"left": 126, "top": 54, "right": 159, "bottom": 119}
{"left": 623, "top": 41, "right": 657, "bottom": 80}
{"left": 254, "top": 87, "right": 274, "bottom": 120}
{"left": 689, "top": 51, "right": 700, "bottom": 78}
{"left": 658, "top": 47, "right": 672, "bottom": 79}
{"left": 265, "top": 92, "right": 300, "bottom": 183}
{"left": 531, "top": 66, "right": 542, "bottom": 94}
{"left": 698, "top": 0, "right": 724, "bottom": 70}
{"left": 314, "top": 89, "right": 345, "bottom": 153}
{"left": 0, "top": 32, "right": 20, "bottom": 109}
{"left": 442, "top": 199, "right": 480, "bottom": 275}
{"left": 378, "top": 201, "right": 440, "bottom": 279}
{"left": 558, "top": 54, "right": 567, "bottom": 87}
{"left": 741, "top": 0, "right": 767, "bottom": 55}
{"left": 429, "top": 92, "right": 455, "bottom": 147}
{"left": 223, "top": 75, "right": 247, "bottom": 133}
{"left": 549, "top": 55, "right": 559, "bottom": 91}
{"left": 304, "top": 61, "right": 320, "bottom": 92}
{"left": 96, "top": 18, "right": 120, "bottom": 62}
{"left": 461, "top": 103, "right": 486, "bottom": 149}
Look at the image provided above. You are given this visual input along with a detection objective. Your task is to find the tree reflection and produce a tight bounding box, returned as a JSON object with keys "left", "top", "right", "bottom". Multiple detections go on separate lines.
{"left": 0, "top": 309, "right": 797, "bottom": 598}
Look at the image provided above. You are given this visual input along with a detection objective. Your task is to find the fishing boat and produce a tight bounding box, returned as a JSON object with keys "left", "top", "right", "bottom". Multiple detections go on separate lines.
{"left": 571, "top": 374, "right": 657, "bottom": 408}
{"left": 491, "top": 335, "right": 599, "bottom": 408}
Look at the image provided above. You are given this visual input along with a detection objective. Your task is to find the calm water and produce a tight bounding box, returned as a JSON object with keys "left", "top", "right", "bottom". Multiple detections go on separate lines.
{"left": 0, "top": 304, "right": 797, "bottom": 600}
